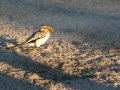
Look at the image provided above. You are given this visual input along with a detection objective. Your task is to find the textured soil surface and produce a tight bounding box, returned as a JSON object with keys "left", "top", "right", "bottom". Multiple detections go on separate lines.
{"left": 0, "top": 0, "right": 120, "bottom": 90}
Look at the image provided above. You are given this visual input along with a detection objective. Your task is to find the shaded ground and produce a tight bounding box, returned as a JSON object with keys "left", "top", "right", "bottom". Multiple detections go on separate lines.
{"left": 0, "top": 0, "right": 120, "bottom": 90}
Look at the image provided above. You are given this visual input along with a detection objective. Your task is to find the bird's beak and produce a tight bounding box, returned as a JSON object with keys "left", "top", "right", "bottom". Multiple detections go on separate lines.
{"left": 49, "top": 28, "right": 54, "bottom": 33}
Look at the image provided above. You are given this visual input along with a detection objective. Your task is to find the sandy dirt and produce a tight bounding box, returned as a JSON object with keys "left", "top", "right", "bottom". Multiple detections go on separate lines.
{"left": 0, "top": 0, "right": 120, "bottom": 90}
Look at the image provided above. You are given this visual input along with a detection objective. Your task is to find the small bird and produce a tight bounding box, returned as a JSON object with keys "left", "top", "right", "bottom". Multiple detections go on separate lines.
{"left": 6, "top": 25, "right": 54, "bottom": 49}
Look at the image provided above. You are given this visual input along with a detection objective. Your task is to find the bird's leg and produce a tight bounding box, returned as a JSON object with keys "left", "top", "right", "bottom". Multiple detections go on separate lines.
{"left": 34, "top": 46, "right": 43, "bottom": 52}
{"left": 28, "top": 43, "right": 35, "bottom": 47}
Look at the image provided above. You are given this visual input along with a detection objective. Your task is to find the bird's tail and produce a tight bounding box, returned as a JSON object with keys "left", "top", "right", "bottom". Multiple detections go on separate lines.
{"left": 5, "top": 42, "right": 26, "bottom": 49}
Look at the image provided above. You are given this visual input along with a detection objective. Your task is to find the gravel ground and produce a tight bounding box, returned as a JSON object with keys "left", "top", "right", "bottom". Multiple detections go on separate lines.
{"left": 0, "top": 0, "right": 120, "bottom": 90}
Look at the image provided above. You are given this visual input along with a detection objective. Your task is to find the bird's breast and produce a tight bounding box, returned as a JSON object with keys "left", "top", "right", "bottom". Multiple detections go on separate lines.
{"left": 35, "top": 33, "right": 50, "bottom": 47}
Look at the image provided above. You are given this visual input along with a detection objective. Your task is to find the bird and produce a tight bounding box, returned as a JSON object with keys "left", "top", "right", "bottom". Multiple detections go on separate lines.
{"left": 5, "top": 25, "right": 54, "bottom": 49}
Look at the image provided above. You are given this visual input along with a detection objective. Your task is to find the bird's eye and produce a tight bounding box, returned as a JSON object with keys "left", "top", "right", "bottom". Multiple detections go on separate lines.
{"left": 41, "top": 28, "right": 44, "bottom": 31}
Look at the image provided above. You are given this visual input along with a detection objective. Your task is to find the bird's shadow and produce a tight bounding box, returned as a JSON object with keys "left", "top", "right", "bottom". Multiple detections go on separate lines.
{"left": 0, "top": 36, "right": 18, "bottom": 47}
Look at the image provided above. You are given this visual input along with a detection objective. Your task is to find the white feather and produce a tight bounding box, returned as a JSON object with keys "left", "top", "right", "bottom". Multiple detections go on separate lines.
{"left": 35, "top": 32, "right": 50, "bottom": 47}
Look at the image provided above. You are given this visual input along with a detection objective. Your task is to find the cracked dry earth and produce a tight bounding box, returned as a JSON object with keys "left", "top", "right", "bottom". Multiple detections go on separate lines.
{"left": 0, "top": 21, "right": 120, "bottom": 90}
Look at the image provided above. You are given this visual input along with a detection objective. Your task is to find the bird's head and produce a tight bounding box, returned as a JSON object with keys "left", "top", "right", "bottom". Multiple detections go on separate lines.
{"left": 40, "top": 25, "right": 54, "bottom": 33}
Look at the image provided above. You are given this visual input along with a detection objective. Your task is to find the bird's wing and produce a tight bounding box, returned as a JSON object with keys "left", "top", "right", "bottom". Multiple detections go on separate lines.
{"left": 24, "top": 31, "right": 46, "bottom": 44}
